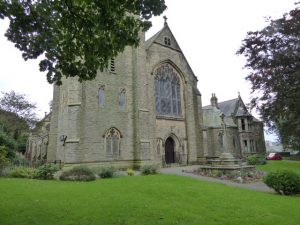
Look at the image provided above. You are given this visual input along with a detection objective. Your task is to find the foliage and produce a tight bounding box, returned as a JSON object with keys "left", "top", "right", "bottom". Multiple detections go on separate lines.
{"left": 0, "top": 145, "right": 9, "bottom": 172}
{"left": 141, "top": 165, "right": 158, "bottom": 175}
{"left": 0, "top": 0, "right": 167, "bottom": 85}
{"left": 98, "top": 166, "right": 115, "bottom": 178}
{"left": 127, "top": 168, "right": 135, "bottom": 176}
{"left": 0, "top": 91, "right": 37, "bottom": 127}
{"left": 1, "top": 176, "right": 300, "bottom": 225}
{"left": 34, "top": 164, "right": 59, "bottom": 180}
{"left": 264, "top": 170, "right": 300, "bottom": 195}
{"left": 246, "top": 155, "right": 266, "bottom": 165}
{"left": 237, "top": 4, "right": 300, "bottom": 150}
{"left": 7, "top": 167, "right": 36, "bottom": 178}
{"left": 0, "top": 130, "right": 16, "bottom": 159}
{"left": 59, "top": 166, "right": 96, "bottom": 182}
{"left": 16, "top": 133, "right": 28, "bottom": 154}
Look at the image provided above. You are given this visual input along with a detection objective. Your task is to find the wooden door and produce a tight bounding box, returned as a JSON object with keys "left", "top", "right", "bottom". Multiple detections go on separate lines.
{"left": 165, "top": 137, "right": 175, "bottom": 164}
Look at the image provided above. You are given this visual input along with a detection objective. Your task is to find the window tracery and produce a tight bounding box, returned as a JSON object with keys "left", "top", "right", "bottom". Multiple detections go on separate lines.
{"left": 154, "top": 64, "right": 182, "bottom": 116}
{"left": 105, "top": 128, "right": 121, "bottom": 158}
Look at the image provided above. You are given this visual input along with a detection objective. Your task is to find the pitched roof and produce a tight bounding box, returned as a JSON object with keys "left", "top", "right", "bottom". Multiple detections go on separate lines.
{"left": 145, "top": 23, "right": 198, "bottom": 81}
{"left": 145, "top": 28, "right": 164, "bottom": 49}
{"left": 217, "top": 98, "right": 239, "bottom": 116}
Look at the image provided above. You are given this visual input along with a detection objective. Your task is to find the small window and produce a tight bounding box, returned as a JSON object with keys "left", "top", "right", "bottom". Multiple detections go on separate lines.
{"left": 110, "top": 58, "right": 115, "bottom": 73}
{"left": 219, "top": 132, "right": 224, "bottom": 147}
{"left": 233, "top": 138, "right": 236, "bottom": 148}
{"left": 250, "top": 140, "right": 254, "bottom": 152}
{"left": 119, "top": 89, "right": 126, "bottom": 108}
{"left": 164, "top": 37, "right": 171, "bottom": 46}
{"left": 99, "top": 86, "right": 105, "bottom": 107}
{"left": 241, "top": 119, "right": 245, "bottom": 131}
{"left": 243, "top": 140, "right": 248, "bottom": 152}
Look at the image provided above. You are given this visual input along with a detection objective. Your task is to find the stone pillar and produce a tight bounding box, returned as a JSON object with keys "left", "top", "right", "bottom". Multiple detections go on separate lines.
{"left": 132, "top": 31, "right": 152, "bottom": 166}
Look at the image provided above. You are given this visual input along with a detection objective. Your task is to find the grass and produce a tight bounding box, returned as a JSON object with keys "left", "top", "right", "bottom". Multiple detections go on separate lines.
{"left": 0, "top": 175, "right": 300, "bottom": 225}
{"left": 257, "top": 160, "right": 300, "bottom": 175}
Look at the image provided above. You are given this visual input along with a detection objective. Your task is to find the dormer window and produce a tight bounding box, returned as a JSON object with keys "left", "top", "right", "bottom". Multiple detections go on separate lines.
{"left": 164, "top": 37, "right": 171, "bottom": 46}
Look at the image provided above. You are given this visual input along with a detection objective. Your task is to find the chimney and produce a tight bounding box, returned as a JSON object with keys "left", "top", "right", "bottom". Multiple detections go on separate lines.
{"left": 210, "top": 93, "right": 218, "bottom": 108}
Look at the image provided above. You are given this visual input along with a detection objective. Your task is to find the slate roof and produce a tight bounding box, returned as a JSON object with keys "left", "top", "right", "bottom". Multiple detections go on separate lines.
{"left": 145, "top": 28, "right": 163, "bottom": 49}
{"left": 217, "top": 98, "right": 239, "bottom": 116}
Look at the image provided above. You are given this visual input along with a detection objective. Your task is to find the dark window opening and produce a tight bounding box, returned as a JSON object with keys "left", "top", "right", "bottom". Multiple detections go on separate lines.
{"left": 241, "top": 119, "right": 245, "bottom": 130}
{"left": 164, "top": 37, "right": 171, "bottom": 46}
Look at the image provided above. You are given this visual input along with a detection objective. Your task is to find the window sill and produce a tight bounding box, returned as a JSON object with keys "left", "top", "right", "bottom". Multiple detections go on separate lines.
{"left": 156, "top": 115, "right": 184, "bottom": 121}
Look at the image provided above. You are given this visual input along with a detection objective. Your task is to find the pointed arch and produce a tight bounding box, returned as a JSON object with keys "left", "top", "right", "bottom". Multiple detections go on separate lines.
{"left": 154, "top": 62, "right": 183, "bottom": 116}
{"left": 103, "top": 127, "right": 122, "bottom": 158}
{"left": 151, "top": 59, "right": 186, "bottom": 84}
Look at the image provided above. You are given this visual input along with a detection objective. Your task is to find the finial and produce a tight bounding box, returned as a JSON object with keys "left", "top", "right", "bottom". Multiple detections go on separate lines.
{"left": 163, "top": 15, "right": 168, "bottom": 25}
{"left": 238, "top": 91, "right": 241, "bottom": 98}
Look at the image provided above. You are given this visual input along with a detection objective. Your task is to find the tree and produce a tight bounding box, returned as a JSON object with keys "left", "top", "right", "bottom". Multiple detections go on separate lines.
{"left": 0, "top": 0, "right": 167, "bottom": 85}
{"left": 0, "top": 130, "right": 16, "bottom": 159}
{"left": 0, "top": 91, "right": 38, "bottom": 127}
{"left": 237, "top": 4, "right": 300, "bottom": 150}
{"left": 0, "top": 145, "right": 9, "bottom": 172}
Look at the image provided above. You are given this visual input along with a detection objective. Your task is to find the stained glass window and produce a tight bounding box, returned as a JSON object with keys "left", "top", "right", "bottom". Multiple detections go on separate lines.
{"left": 154, "top": 64, "right": 182, "bottom": 116}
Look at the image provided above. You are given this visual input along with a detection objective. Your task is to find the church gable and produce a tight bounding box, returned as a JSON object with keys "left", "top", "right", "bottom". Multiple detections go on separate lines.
{"left": 146, "top": 24, "right": 181, "bottom": 51}
{"left": 146, "top": 22, "right": 198, "bottom": 84}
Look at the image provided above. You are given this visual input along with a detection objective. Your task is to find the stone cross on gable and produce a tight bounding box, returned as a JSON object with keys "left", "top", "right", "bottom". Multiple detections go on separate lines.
{"left": 163, "top": 15, "right": 168, "bottom": 25}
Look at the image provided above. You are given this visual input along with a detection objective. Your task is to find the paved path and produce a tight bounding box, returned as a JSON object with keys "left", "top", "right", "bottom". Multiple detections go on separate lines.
{"left": 160, "top": 166, "right": 274, "bottom": 193}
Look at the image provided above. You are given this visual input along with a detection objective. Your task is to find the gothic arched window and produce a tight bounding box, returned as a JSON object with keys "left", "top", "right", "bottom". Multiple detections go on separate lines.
{"left": 105, "top": 128, "right": 121, "bottom": 158}
{"left": 99, "top": 85, "right": 105, "bottom": 107}
{"left": 119, "top": 89, "right": 126, "bottom": 108}
{"left": 155, "top": 64, "right": 182, "bottom": 116}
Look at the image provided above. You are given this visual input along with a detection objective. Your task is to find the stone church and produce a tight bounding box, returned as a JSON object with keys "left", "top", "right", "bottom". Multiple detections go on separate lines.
{"left": 26, "top": 22, "right": 266, "bottom": 168}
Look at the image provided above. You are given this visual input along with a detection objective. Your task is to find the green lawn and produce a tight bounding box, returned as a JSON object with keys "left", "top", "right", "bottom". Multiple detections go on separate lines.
{"left": 0, "top": 175, "right": 299, "bottom": 225}
{"left": 257, "top": 160, "right": 300, "bottom": 175}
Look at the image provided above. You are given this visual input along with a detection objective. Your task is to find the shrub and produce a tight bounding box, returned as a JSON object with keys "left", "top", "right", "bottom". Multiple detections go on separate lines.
{"left": 264, "top": 170, "right": 300, "bottom": 195}
{"left": 0, "top": 145, "right": 9, "bottom": 173}
{"left": 35, "top": 164, "right": 59, "bottom": 180}
{"left": 98, "top": 166, "right": 115, "bottom": 178}
{"left": 127, "top": 168, "right": 134, "bottom": 176}
{"left": 210, "top": 169, "right": 223, "bottom": 178}
{"left": 60, "top": 166, "right": 96, "bottom": 181}
{"left": 141, "top": 165, "right": 158, "bottom": 175}
{"left": 246, "top": 155, "right": 266, "bottom": 165}
{"left": 8, "top": 167, "right": 36, "bottom": 178}
{"left": 0, "top": 131, "right": 16, "bottom": 159}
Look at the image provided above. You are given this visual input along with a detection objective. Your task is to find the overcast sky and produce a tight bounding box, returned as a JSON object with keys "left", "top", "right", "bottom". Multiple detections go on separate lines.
{"left": 0, "top": 0, "right": 297, "bottom": 141}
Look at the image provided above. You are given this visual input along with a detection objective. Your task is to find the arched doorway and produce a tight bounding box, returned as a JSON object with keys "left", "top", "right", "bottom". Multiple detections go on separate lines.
{"left": 165, "top": 137, "right": 175, "bottom": 164}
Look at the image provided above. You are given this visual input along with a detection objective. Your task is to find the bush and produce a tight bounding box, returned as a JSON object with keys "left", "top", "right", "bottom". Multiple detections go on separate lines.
{"left": 8, "top": 167, "right": 36, "bottom": 178}
{"left": 60, "top": 166, "right": 96, "bottom": 181}
{"left": 127, "top": 168, "right": 134, "bottom": 176}
{"left": 264, "top": 170, "right": 300, "bottom": 195}
{"left": 0, "top": 145, "right": 9, "bottom": 172}
{"left": 98, "top": 166, "right": 115, "bottom": 178}
{"left": 35, "top": 164, "right": 59, "bottom": 180}
{"left": 0, "top": 131, "right": 16, "bottom": 159}
{"left": 246, "top": 155, "right": 266, "bottom": 165}
{"left": 141, "top": 165, "right": 158, "bottom": 175}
